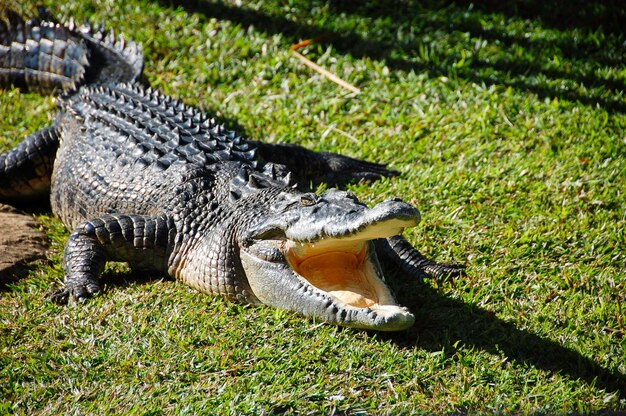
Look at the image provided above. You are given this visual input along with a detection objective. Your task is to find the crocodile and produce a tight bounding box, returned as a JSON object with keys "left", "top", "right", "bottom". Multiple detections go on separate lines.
{"left": 0, "top": 9, "right": 464, "bottom": 331}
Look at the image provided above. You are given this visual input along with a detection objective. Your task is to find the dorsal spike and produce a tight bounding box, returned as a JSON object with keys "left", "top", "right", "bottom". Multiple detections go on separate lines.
{"left": 247, "top": 175, "right": 261, "bottom": 189}
{"left": 105, "top": 28, "right": 115, "bottom": 44}
{"left": 263, "top": 163, "right": 277, "bottom": 179}
{"left": 116, "top": 34, "right": 125, "bottom": 50}
{"left": 243, "top": 149, "right": 257, "bottom": 161}
{"left": 236, "top": 167, "right": 249, "bottom": 182}
{"left": 216, "top": 149, "right": 232, "bottom": 160}
{"left": 282, "top": 172, "right": 293, "bottom": 186}
{"left": 229, "top": 190, "right": 241, "bottom": 203}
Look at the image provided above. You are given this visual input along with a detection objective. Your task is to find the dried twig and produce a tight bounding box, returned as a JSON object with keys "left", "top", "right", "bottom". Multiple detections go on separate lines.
{"left": 290, "top": 37, "right": 360, "bottom": 94}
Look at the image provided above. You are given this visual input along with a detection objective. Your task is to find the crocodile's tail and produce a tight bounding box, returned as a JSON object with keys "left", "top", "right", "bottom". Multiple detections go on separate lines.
{"left": 0, "top": 7, "right": 143, "bottom": 93}
{"left": 0, "top": 8, "right": 144, "bottom": 204}
{"left": 68, "top": 16, "right": 144, "bottom": 87}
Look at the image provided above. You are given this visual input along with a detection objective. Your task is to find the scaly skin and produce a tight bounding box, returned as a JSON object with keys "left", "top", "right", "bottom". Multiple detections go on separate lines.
{"left": 0, "top": 127, "right": 59, "bottom": 201}
{"left": 0, "top": 9, "right": 465, "bottom": 331}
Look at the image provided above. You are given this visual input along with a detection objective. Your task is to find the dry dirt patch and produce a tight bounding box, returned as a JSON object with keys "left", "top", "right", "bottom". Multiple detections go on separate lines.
{"left": 0, "top": 203, "right": 48, "bottom": 278}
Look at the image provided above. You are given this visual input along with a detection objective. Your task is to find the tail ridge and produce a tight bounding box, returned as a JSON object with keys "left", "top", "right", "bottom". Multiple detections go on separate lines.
{"left": 0, "top": 8, "right": 143, "bottom": 93}
{"left": 72, "top": 18, "right": 143, "bottom": 86}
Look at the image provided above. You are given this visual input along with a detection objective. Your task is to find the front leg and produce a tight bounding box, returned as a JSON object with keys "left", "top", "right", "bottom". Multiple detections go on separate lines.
{"left": 377, "top": 235, "right": 466, "bottom": 280}
{"left": 50, "top": 214, "right": 176, "bottom": 303}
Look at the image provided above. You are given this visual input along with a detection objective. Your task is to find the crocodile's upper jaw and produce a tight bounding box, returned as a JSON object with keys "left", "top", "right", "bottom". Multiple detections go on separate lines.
{"left": 239, "top": 195, "right": 420, "bottom": 331}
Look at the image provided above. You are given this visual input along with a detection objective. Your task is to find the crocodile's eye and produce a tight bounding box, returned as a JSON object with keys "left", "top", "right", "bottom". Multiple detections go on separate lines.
{"left": 300, "top": 194, "right": 317, "bottom": 207}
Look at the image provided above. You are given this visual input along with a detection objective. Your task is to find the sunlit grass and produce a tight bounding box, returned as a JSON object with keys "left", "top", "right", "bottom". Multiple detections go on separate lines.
{"left": 1, "top": 0, "right": 625, "bottom": 413}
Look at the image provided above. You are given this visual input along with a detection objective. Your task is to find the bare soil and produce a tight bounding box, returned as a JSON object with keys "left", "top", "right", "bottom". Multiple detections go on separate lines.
{"left": 0, "top": 203, "right": 48, "bottom": 279}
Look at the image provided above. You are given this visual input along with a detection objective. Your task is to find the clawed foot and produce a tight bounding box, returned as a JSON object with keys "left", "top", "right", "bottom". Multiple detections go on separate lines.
{"left": 423, "top": 262, "right": 466, "bottom": 280}
{"left": 48, "top": 280, "right": 101, "bottom": 304}
{"left": 319, "top": 152, "right": 399, "bottom": 185}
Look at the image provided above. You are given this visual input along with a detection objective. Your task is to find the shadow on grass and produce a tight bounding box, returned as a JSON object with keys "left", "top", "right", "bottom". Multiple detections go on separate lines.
{"left": 383, "top": 278, "right": 626, "bottom": 399}
{"left": 92, "top": 266, "right": 626, "bottom": 399}
{"left": 99, "top": 268, "right": 171, "bottom": 292}
{"left": 0, "top": 262, "right": 47, "bottom": 292}
{"left": 436, "top": 0, "right": 625, "bottom": 36}
{"left": 157, "top": 0, "right": 625, "bottom": 114}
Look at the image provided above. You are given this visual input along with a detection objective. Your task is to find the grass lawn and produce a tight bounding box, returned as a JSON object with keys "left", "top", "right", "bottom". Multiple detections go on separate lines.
{"left": 1, "top": 0, "right": 625, "bottom": 413}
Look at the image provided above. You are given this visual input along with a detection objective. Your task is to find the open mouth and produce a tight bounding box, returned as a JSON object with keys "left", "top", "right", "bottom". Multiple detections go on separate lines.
{"left": 285, "top": 220, "right": 412, "bottom": 309}
{"left": 241, "top": 195, "right": 420, "bottom": 330}
{"left": 288, "top": 240, "right": 377, "bottom": 308}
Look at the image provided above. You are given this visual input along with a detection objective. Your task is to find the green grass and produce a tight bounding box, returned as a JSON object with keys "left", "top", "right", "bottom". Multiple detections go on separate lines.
{"left": 1, "top": 0, "right": 625, "bottom": 413}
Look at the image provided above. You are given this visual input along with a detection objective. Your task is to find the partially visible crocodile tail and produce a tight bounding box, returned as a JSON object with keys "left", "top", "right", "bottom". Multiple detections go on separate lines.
{"left": 69, "top": 17, "right": 144, "bottom": 87}
{"left": 0, "top": 9, "right": 89, "bottom": 91}
{"left": 0, "top": 8, "right": 143, "bottom": 93}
